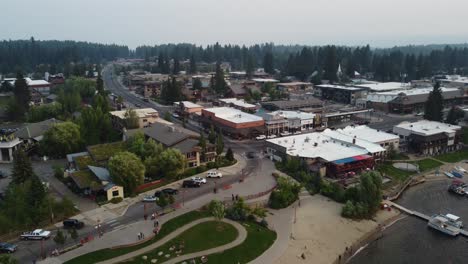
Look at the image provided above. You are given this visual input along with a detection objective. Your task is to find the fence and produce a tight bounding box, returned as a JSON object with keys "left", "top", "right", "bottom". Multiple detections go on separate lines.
{"left": 136, "top": 179, "right": 164, "bottom": 193}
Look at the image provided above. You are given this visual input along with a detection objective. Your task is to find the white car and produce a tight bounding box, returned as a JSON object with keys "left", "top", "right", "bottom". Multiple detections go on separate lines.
{"left": 172, "top": 113, "right": 180, "bottom": 119}
{"left": 191, "top": 177, "right": 207, "bottom": 184}
{"left": 256, "top": 135, "right": 266, "bottom": 140}
{"left": 20, "top": 229, "right": 51, "bottom": 240}
{"left": 142, "top": 195, "right": 158, "bottom": 202}
{"left": 280, "top": 131, "right": 291, "bottom": 137}
{"left": 455, "top": 166, "right": 467, "bottom": 173}
{"left": 206, "top": 170, "right": 223, "bottom": 178}
{"left": 266, "top": 135, "right": 277, "bottom": 139}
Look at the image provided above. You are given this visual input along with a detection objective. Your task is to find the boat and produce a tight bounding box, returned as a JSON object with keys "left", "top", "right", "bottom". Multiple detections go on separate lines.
{"left": 452, "top": 170, "right": 463, "bottom": 178}
{"left": 455, "top": 166, "right": 467, "bottom": 173}
{"left": 445, "top": 172, "right": 454, "bottom": 178}
{"left": 445, "top": 213, "right": 463, "bottom": 229}
{"left": 427, "top": 215, "right": 460, "bottom": 236}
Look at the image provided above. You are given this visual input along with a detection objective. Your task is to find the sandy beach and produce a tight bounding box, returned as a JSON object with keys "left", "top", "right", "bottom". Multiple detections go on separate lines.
{"left": 275, "top": 194, "right": 400, "bottom": 264}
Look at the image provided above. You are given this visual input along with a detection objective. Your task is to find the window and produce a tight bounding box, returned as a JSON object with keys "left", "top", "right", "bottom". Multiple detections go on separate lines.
{"left": 143, "top": 119, "right": 148, "bottom": 122}
{"left": 112, "top": 190, "right": 119, "bottom": 197}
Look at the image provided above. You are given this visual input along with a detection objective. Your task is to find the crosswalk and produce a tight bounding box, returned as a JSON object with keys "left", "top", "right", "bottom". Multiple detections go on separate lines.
{"left": 105, "top": 219, "right": 125, "bottom": 231}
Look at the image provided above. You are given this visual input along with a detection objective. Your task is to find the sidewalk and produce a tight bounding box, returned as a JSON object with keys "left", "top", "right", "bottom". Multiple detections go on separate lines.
{"left": 44, "top": 159, "right": 277, "bottom": 264}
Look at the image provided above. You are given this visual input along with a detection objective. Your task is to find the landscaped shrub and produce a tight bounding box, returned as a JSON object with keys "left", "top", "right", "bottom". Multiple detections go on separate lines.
{"left": 268, "top": 177, "right": 301, "bottom": 209}
{"left": 110, "top": 197, "right": 123, "bottom": 204}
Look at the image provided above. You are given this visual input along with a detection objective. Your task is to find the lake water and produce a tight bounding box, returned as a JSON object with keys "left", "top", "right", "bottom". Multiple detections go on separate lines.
{"left": 349, "top": 178, "right": 468, "bottom": 264}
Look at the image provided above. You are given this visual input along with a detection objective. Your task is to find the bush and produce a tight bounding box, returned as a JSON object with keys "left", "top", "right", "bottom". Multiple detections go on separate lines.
{"left": 247, "top": 214, "right": 256, "bottom": 222}
{"left": 226, "top": 198, "right": 250, "bottom": 221}
{"left": 259, "top": 218, "right": 269, "bottom": 228}
{"left": 320, "top": 181, "right": 345, "bottom": 203}
{"left": 268, "top": 177, "right": 301, "bottom": 209}
{"left": 110, "top": 197, "right": 123, "bottom": 204}
{"left": 53, "top": 165, "right": 64, "bottom": 181}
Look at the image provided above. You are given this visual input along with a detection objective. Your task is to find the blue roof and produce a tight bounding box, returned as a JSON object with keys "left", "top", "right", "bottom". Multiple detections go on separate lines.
{"left": 333, "top": 157, "right": 356, "bottom": 164}
{"left": 87, "top": 165, "right": 111, "bottom": 182}
{"left": 103, "top": 183, "right": 117, "bottom": 191}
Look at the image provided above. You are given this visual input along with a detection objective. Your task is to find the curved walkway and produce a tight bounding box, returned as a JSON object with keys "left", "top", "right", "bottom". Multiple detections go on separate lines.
{"left": 96, "top": 217, "right": 247, "bottom": 264}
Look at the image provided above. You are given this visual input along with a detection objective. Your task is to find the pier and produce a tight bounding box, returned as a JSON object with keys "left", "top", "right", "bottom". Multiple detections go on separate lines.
{"left": 386, "top": 200, "right": 468, "bottom": 237}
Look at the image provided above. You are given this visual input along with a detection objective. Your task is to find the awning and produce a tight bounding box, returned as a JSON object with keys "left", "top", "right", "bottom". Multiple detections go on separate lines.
{"left": 332, "top": 155, "right": 372, "bottom": 165}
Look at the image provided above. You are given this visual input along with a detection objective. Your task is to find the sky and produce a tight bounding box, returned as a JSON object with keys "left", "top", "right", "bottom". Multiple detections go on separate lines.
{"left": 3, "top": 0, "right": 468, "bottom": 49}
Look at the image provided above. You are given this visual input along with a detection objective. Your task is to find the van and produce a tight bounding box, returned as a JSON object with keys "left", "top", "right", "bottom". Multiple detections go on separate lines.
{"left": 206, "top": 170, "right": 223, "bottom": 178}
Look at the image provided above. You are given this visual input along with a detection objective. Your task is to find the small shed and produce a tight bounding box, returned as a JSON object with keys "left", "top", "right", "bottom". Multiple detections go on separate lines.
{"left": 103, "top": 183, "right": 124, "bottom": 201}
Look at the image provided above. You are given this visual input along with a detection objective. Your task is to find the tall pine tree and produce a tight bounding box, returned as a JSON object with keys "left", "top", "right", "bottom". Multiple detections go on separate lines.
{"left": 13, "top": 72, "right": 31, "bottom": 119}
{"left": 323, "top": 46, "right": 338, "bottom": 83}
{"left": 11, "top": 149, "right": 35, "bottom": 185}
{"left": 214, "top": 62, "right": 227, "bottom": 94}
{"left": 189, "top": 54, "right": 197, "bottom": 74}
{"left": 424, "top": 82, "right": 444, "bottom": 122}
{"left": 263, "top": 51, "right": 274, "bottom": 74}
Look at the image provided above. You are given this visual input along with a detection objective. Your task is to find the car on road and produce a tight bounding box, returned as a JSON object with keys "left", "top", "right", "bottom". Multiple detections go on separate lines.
{"left": 162, "top": 188, "right": 179, "bottom": 195}
{"left": 20, "top": 229, "right": 51, "bottom": 240}
{"left": 255, "top": 135, "right": 266, "bottom": 140}
{"left": 191, "top": 177, "right": 207, "bottom": 184}
{"left": 172, "top": 113, "right": 180, "bottom": 119}
{"left": 142, "top": 195, "right": 158, "bottom": 202}
{"left": 206, "top": 170, "right": 223, "bottom": 178}
{"left": 182, "top": 180, "right": 201, "bottom": 188}
{"left": 246, "top": 152, "right": 258, "bottom": 159}
{"left": 0, "top": 242, "right": 17, "bottom": 253}
{"left": 63, "top": 219, "right": 84, "bottom": 229}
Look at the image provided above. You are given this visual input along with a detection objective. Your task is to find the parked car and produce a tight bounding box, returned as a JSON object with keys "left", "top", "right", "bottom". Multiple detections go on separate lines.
{"left": 162, "top": 188, "right": 179, "bottom": 195}
{"left": 255, "top": 135, "right": 266, "bottom": 140}
{"left": 182, "top": 180, "right": 201, "bottom": 188}
{"left": 191, "top": 177, "right": 207, "bottom": 184}
{"left": 154, "top": 190, "right": 163, "bottom": 198}
{"left": 172, "top": 113, "right": 180, "bottom": 119}
{"left": 246, "top": 152, "right": 257, "bottom": 159}
{"left": 63, "top": 219, "right": 84, "bottom": 229}
{"left": 280, "top": 131, "right": 291, "bottom": 137}
{"left": 0, "top": 242, "right": 17, "bottom": 253}
{"left": 266, "top": 135, "right": 277, "bottom": 139}
{"left": 20, "top": 229, "right": 51, "bottom": 240}
{"left": 206, "top": 170, "right": 223, "bottom": 178}
{"left": 142, "top": 195, "right": 158, "bottom": 202}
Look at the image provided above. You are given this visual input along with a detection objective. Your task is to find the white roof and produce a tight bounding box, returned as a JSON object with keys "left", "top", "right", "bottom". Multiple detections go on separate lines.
{"left": 175, "top": 101, "right": 203, "bottom": 109}
{"left": 339, "top": 125, "right": 399, "bottom": 143}
{"left": 267, "top": 132, "right": 369, "bottom": 162}
{"left": 322, "top": 129, "right": 385, "bottom": 154}
{"left": 445, "top": 214, "right": 460, "bottom": 221}
{"left": 354, "top": 82, "right": 410, "bottom": 92}
{"left": 316, "top": 84, "right": 364, "bottom": 91}
{"left": 270, "top": 110, "right": 315, "bottom": 120}
{"left": 394, "top": 120, "right": 461, "bottom": 136}
{"left": 219, "top": 98, "right": 256, "bottom": 108}
{"left": 277, "top": 82, "right": 312, "bottom": 86}
{"left": 367, "top": 87, "right": 460, "bottom": 103}
{"left": 8, "top": 78, "right": 50, "bottom": 86}
{"left": 251, "top": 78, "right": 279, "bottom": 83}
{"left": 110, "top": 108, "right": 158, "bottom": 119}
{"left": 204, "top": 107, "right": 263, "bottom": 124}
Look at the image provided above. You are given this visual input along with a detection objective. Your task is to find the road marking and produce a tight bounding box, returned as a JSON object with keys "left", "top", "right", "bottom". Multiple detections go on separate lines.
{"left": 109, "top": 221, "right": 120, "bottom": 227}
{"left": 112, "top": 225, "right": 125, "bottom": 230}
{"left": 106, "top": 219, "right": 118, "bottom": 224}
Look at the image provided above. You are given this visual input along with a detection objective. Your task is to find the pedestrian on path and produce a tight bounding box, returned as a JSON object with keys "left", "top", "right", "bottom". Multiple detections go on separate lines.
{"left": 137, "top": 233, "right": 141, "bottom": 240}
{"left": 232, "top": 194, "right": 235, "bottom": 201}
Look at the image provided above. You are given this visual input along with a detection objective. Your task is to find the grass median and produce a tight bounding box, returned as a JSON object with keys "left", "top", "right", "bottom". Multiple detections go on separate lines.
{"left": 64, "top": 210, "right": 211, "bottom": 264}
{"left": 120, "top": 220, "right": 238, "bottom": 264}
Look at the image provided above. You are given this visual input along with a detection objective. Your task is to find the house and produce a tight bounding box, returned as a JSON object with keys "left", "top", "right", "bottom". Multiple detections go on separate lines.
{"left": 68, "top": 165, "right": 124, "bottom": 201}
{"left": 393, "top": 120, "right": 462, "bottom": 155}
{"left": 266, "top": 132, "right": 375, "bottom": 178}
{"left": 110, "top": 108, "right": 160, "bottom": 130}
{"left": 0, "top": 130, "right": 21, "bottom": 163}
{"left": 174, "top": 101, "right": 204, "bottom": 116}
{"left": 6, "top": 77, "right": 51, "bottom": 95}
{"left": 218, "top": 98, "right": 258, "bottom": 112}
{"left": 127, "top": 123, "right": 216, "bottom": 167}
{"left": 201, "top": 107, "right": 265, "bottom": 139}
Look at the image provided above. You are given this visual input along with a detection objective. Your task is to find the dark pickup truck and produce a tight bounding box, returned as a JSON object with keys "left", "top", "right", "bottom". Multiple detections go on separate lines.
{"left": 63, "top": 219, "right": 85, "bottom": 229}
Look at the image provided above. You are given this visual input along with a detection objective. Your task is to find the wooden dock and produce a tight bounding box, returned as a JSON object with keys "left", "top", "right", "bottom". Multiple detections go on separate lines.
{"left": 386, "top": 200, "right": 468, "bottom": 237}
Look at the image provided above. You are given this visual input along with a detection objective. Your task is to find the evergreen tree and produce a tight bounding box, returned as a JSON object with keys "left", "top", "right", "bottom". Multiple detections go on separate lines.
{"left": 199, "top": 132, "right": 207, "bottom": 162}
{"left": 214, "top": 62, "right": 227, "bottom": 94}
{"left": 246, "top": 55, "right": 255, "bottom": 78}
{"left": 193, "top": 78, "right": 202, "bottom": 90}
{"left": 96, "top": 71, "right": 104, "bottom": 95}
{"left": 445, "top": 106, "right": 464, "bottom": 125}
{"left": 26, "top": 174, "right": 47, "bottom": 223}
{"left": 208, "top": 125, "right": 216, "bottom": 144}
{"left": 173, "top": 57, "right": 180, "bottom": 75}
{"left": 225, "top": 147, "right": 234, "bottom": 162}
{"left": 216, "top": 133, "right": 224, "bottom": 156}
{"left": 323, "top": 46, "right": 338, "bottom": 83}
{"left": 13, "top": 72, "right": 31, "bottom": 119}
{"left": 263, "top": 51, "right": 274, "bottom": 74}
{"left": 424, "top": 82, "right": 444, "bottom": 122}
{"left": 189, "top": 54, "right": 197, "bottom": 73}
{"left": 11, "top": 149, "right": 34, "bottom": 185}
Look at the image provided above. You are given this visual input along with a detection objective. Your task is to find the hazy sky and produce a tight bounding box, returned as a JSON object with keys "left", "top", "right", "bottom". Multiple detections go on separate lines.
{"left": 3, "top": 0, "right": 468, "bottom": 48}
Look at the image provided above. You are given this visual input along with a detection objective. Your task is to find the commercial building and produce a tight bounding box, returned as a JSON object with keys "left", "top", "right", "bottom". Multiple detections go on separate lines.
{"left": 218, "top": 98, "right": 258, "bottom": 112}
{"left": 277, "top": 82, "right": 313, "bottom": 92}
{"left": 6, "top": 78, "right": 51, "bottom": 95}
{"left": 262, "top": 111, "right": 316, "bottom": 135}
{"left": 437, "top": 75, "right": 468, "bottom": 89}
{"left": 201, "top": 107, "right": 265, "bottom": 139}
{"left": 110, "top": 108, "right": 160, "bottom": 129}
{"left": 366, "top": 87, "right": 465, "bottom": 113}
{"left": 261, "top": 99, "right": 323, "bottom": 111}
{"left": 266, "top": 132, "right": 375, "bottom": 178}
{"left": 353, "top": 82, "right": 410, "bottom": 92}
{"left": 314, "top": 84, "right": 367, "bottom": 104}
{"left": 393, "top": 120, "right": 462, "bottom": 155}
{"left": 174, "top": 101, "right": 204, "bottom": 115}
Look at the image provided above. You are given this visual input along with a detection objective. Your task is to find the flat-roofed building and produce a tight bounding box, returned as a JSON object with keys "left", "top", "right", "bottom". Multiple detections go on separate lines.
{"left": 393, "top": 120, "right": 462, "bottom": 155}
{"left": 174, "top": 101, "right": 204, "bottom": 115}
{"left": 261, "top": 99, "right": 323, "bottom": 111}
{"left": 266, "top": 132, "right": 375, "bottom": 178}
{"left": 277, "top": 82, "right": 313, "bottom": 92}
{"left": 110, "top": 108, "right": 160, "bottom": 129}
{"left": 218, "top": 98, "right": 258, "bottom": 112}
{"left": 201, "top": 107, "right": 265, "bottom": 139}
{"left": 315, "top": 84, "right": 367, "bottom": 104}
{"left": 353, "top": 82, "right": 411, "bottom": 92}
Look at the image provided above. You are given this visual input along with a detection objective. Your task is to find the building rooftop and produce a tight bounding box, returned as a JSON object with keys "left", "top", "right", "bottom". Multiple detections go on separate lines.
{"left": 367, "top": 87, "right": 461, "bottom": 103}
{"left": 15, "top": 118, "right": 61, "bottom": 141}
{"left": 174, "top": 101, "right": 203, "bottom": 109}
{"left": 142, "top": 122, "right": 199, "bottom": 148}
{"left": 110, "top": 108, "right": 158, "bottom": 119}
{"left": 251, "top": 78, "right": 279, "bottom": 83}
{"left": 354, "top": 82, "right": 410, "bottom": 92}
{"left": 277, "top": 82, "right": 312, "bottom": 86}
{"left": 316, "top": 84, "right": 364, "bottom": 91}
{"left": 269, "top": 110, "right": 315, "bottom": 120}
{"left": 322, "top": 129, "right": 385, "bottom": 154}
{"left": 7, "top": 78, "right": 50, "bottom": 87}
{"left": 394, "top": 120, "right": 461, "bottom": 136}
{"left": 261, "top": 99, "right": 323, "bottom": 110}
{"left": 204, "top": 107, "right": 264, "bottom": 124}
{"left": 267, "top": 132, "right": 369, "bottom": 162}
{"left": 219, "top": 98, "right": 256, "bottom": 109}
{"left": 338, "top": 125, "right": 399, "bottom": 143}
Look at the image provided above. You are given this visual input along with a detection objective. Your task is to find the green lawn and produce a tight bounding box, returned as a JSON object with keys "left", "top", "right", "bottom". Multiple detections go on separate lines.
{"left": 377, "top": 163, "right": 414, "bottom": 182}
{"left": 204, "top": 221, "right": 277, "bottom": 264}
{"left": 121, "top": 221, "right": 238, "bottom": 264}
{"left": 64, "top": 210, "right": 211, "bottom": 264}
{"left": 415, "top": 159, "right": 443, "bottom": 172}
{"left": 391, "top": 153, "right": 410, "bottom": 160}
{"left": 435, "top": 149, "right": 468, "bottom": 163}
